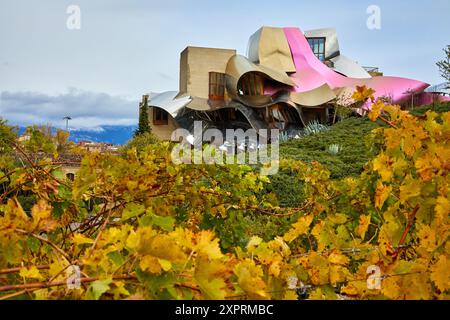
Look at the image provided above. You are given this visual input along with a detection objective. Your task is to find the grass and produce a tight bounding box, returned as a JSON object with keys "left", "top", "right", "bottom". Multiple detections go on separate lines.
{"left": 263, "top": 117, "right": 381, "bottom": 207}
{"left": 280, "top": 117, "right": 381, "bottom": 179}
{"left": 409, "top": 101, "right": 450, "bottom": 117}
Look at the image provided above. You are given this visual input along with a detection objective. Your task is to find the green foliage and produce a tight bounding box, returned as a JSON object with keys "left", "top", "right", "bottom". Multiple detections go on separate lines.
{"left": 0, "top": 118, "right": 18, "bottom": 154}
{"left": 21, "top": 125, "right": 56, "bottom": 154}
{"left": 327, "top": 144, "right": 341, "bottom": 155}
{"left": 54, "top": 129, "right": 73, "bottom": 153}
{"left": 303, "top": 120, "right": 329, "bottom": 136}
{"left": 263, "top": 170, "right": 305, "bottom": 207}
{"left": 280, "top": 117, "right": 381, "bottom": 179}
{"left": 409, "top": 101, "right": 450, "bottom": 117}
{"left": 120, "top": 131, "right": 159, "bottom": 156}
{"left": 0, "top": 119, "right": 19, "bottom": 200}
{"left": 0, "top": 96, "right": 449, "bottom": 300}
{"left": 135, "top": 100, "right": 151, "bottom": 137}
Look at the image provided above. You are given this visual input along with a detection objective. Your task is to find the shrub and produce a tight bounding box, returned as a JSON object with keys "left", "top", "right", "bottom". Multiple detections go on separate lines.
{"left": 120, "top": 131, "right": 159, "bottom": 155}
{"left": 303, "top": 120, "right": 329, "bottom": 136}
{"left": 327, "top": 144, "right": 341, "bottom": 155}
{"left": 280, "top": 117, "right": 381, "bottom": 179}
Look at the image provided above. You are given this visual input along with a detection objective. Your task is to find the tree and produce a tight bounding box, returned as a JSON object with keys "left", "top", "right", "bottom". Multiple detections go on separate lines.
{"left": 135, "top": 95, "right": 151, "bottom": 136}
{"left": 0, "top": 118, "right": 18, "bottom": 154}
{"left": 54, "top": 128, "right": 73, "bottom": 153}
{"left": 120, "top": 131, "right": 158, "bottom": 156}
{"left": 437, "top": 45, "right": 450, "bottom": 88}
{"left": 22, "top": 125, "right": 56, "bottom": 154}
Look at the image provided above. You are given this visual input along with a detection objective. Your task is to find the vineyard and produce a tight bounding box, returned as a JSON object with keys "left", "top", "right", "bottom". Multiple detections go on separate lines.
{"left": 0, "top": 92, "right": 449, "bottom": 300}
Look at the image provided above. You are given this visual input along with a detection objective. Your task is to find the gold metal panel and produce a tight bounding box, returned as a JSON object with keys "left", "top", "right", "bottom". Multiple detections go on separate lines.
{"left": 225, "top": 54, "right": 295, "bottom": 106}
{"left": 248, "top": 27, "right": 297, "bottom": 73}
{"left": 290, "top": 84, "right": 337, "bottom": 107}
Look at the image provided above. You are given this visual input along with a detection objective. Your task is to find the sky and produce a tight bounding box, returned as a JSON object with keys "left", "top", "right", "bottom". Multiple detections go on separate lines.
{"left": 0, "top": 0, "right": 449, "bottom": 129}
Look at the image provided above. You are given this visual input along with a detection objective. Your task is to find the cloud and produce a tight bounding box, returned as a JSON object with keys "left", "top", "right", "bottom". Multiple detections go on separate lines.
{"left": 0, "top": 89, "right": 138, "bottom": 129}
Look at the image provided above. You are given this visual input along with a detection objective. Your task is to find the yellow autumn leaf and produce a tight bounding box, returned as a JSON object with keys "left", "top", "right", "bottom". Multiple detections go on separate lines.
{"left": 283, "top": 214, "right": 314, "bottom": 242}
{"left": 328, "top": 213, "right": 348, "bottom": 225}
{"left": 373, "top": 153, "right": 393, "bottom": 182}
{"left": 416, "top": 224, "right": 437, "bottom": 252}
{"left": 158, "top": 258, "right": 172, "bottom": 272}
{"left": 110, "top": 281, "right": 130, "bottom": 299}
{"left": 374, "top": 181, "right": 392, "bottom": 209}
{"left": 140, "top": 255, "right": 162, "bottom": 274}
{"left": 328, "top": 252, "right": 350, "bottom": 266}
{"left": 246, "top": 236, "right": 263, "bottom": 252}
{"left": 340, "top": 283, "right": 359, "bottom": 296}
{"left": 384, "top": 128, "right": 401, "bottom": 150}
{"left": 415, "top": 155, "right": 434, "bottom": 181}
{"left": 72, "top": 233, "right": 94, "bottom": 246}
{"left": 19, "top": 266, "right": 44, "bottom": 280}
{"left": 194, "top": 256, "right": 228, "bottom": 300}
{"left": 329, "top": 265, "right": 348, "bottom": 285}
{"left": 268, "top": 261, "right": 281, "bottom": 277}
{"left": 430, "top": 255, "right": 450, "bottom": 292}
{"left": 283, "top": 290, "right": 298, "bottom": 300}
{"left": 352, "top": 85, "right": 375, "bottom": 103}
{"left": 356, "top": 214, "right": 371, "bottom": 240}
{"left": 125, "top": 231, "right": 139, "bottom": 250}
{"left": 195, "top": 230, "right": 223, "bottom": 259}
{"left": 31, "top": 199, "right": 58, "bottom": 232}
{"left": 368, "top": 100, "right": 384, "bottom": 121}
{"left": 311, "top": 221, "right": 333, "bottom": 252}
{"left": 435, "top": 196, "right": 450, "bottom": 225}
{"left": 381, "top": 277, "right": 402, "bottom": 299}
{"left": 268, "top": 237, "right": 291, "bottom": 257}
{"left": 197, "top": 278, "right": 227, "bottom": 300}
{"left": 399, "top": 175, "right": 421, "bottom": 203}
{"left": 234, "top": 259, "right": 269, "bottom": 299}
{"left": 308, "top": 253, "right": 330, "bottom": 285}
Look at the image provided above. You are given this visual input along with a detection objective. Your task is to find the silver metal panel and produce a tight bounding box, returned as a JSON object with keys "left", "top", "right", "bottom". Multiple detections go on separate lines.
{"left": 148, "top": 91, "right": 192, "bottom": 118}
{"left": 330, "top": 55, "right": 371, "bottom": 79}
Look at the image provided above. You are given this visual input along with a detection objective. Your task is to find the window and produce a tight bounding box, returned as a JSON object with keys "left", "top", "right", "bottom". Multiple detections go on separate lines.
{"left": 307, "top": 37, "right": 326, "bottom": 61}
{"left": 153, "top": 107, "right": 168, "bottom": 125}
{"left": 209, "top": 72, "right": 226, "bottom": 100}
{"left": 238, "top": 72, "right": 264, "bottom": 96}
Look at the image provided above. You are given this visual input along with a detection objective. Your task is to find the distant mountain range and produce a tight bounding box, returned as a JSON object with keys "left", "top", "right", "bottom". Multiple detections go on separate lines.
{"left": 68, "top": 125, "right": 137, "bottom": 145}
{"left": 19, "top": 125, "right": 137, "bottom": 145}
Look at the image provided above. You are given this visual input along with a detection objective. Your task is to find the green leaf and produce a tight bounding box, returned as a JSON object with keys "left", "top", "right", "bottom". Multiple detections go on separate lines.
{"left": 151, "top": 215, "right": 175, "bottom": 232}
{"left": 107, "top": 251, "right": 125, "bottom": 267}
{"left": 52, "top": 170, "right": 65, "bottom": 180}
{"left": 27, "top": 236, "right": 41, "bottom": 253}
{"left": 122, "top": 203, "right": 145, "bottom": 221}
{"left": 85, "top": 278, "right": 112, "bottom": 300}
{"left": 139, "top": 214, "right": 175, "bottom": 232}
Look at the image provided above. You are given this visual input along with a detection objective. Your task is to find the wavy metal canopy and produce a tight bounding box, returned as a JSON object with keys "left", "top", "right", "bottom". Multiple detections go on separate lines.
{"left": 282, "top": 27, "right": 429, "bottom": 106}
{"left": 148, "top": 91, "right": 192, "bottom": 118}
{"left": 248, "top": 27, "right": 297, "bottom": 73}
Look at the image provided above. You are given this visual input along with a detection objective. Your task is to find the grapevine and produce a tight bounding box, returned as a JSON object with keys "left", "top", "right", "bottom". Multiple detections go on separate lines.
{"left": 0, "top": 90, "right": 448, "bottom": 300}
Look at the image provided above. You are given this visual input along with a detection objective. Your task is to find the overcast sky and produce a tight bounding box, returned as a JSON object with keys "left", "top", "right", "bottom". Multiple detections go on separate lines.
{"left": 0, "top": 0, "right": 449, "bottom": 129}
